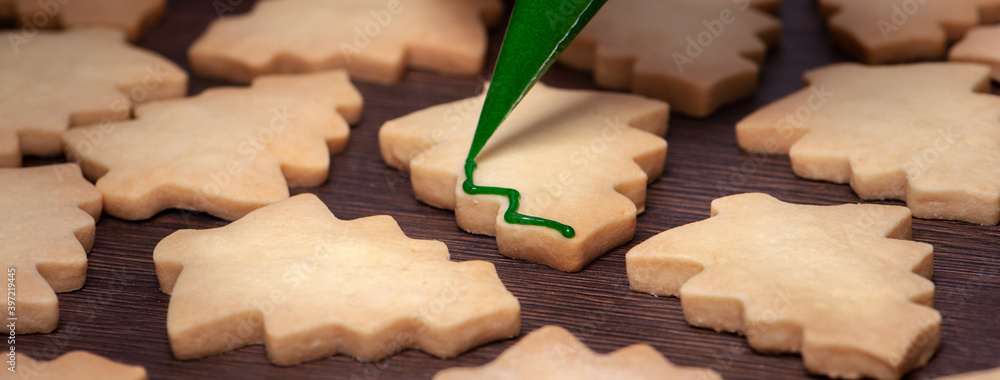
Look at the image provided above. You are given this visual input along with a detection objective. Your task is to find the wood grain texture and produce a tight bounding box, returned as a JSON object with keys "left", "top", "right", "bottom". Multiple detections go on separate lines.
{"left": 9, "top": 1, "right": 1000, "bottom": 379}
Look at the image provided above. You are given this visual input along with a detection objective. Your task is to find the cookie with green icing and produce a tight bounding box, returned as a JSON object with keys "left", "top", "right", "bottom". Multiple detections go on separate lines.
{"left": 380, "top": 83, "right": 668, "bottom": 272}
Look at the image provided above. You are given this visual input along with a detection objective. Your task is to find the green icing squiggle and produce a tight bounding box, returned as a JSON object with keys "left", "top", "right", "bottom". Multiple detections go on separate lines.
{"left": 462, "top": 160, "right": 575, "bottom": 238}
{"left": 461, "top": 0, "right": 606, "bottom": 238}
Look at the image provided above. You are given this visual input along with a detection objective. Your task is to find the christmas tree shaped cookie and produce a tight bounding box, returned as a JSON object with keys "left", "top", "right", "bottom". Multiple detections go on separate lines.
{"left": 627, "top": 193, "right": 939, "bottom": 379}
{"left": 950, "top": 25, "right": 1000, "bottom": 81}
{"left": 63, "top": 70, "right": 362, "bottom": 221}
{"left": 936, "top": 367, "right": 1000, "bottom": 380}
{"left": 153, "top": 194, "right": 521, "bottom": 365}
{"left": 2, "top": 351, "right": 146, "bottom": 380}
{"left": 558, "top": 0, "right": 781, "bottom": 116}
{"left": 737, "top": 63, "right": 1000, "bottom": 225}
{"left": 380, "top": 82, "right": 669, "bottom": 272}
{"left": 189, "top": 0, "right": 503, "bottom": 84}
{"left": 0, "top": 0, "right": 165, "bottom": 40}
{"left": 0, "top": 28, "right": 186, "bottom": 167}
{"left": 433, "top": 325, "right": 722, "bottom": 380}
{"left": 818, "top": 0, "right": 1000, "bottom": 63}
{"left": 0, "top": 164, "right": 101, "bottom": 334}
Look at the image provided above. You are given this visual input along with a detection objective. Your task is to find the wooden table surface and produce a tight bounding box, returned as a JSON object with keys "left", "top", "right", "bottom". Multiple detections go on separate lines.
{"left": 10, "top": 0, "right": 1000, "bottom": 379}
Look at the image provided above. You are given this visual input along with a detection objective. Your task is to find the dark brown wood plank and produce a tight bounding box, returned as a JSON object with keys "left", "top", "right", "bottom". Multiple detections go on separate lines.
{"left": 10, "top": 0, "right": 1000, "bottom": 379}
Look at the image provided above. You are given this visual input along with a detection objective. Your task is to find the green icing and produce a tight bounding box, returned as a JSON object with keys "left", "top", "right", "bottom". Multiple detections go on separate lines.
{"left": 462, "top": 0, "right": 606, "bottom": 239}
{"left": 463, "top": 161, "right": 575, "bottom": 238}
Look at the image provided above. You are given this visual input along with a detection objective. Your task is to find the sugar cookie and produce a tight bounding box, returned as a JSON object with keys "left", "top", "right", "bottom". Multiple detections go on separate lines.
{"left": 0, "top": 0, "right": 164, "bottom": 40}
{"left": 63, "top": 70, "right": 361, "bottom": 221}
{"left": 434, "top": 325, "right": 722, "bottom": 380}
{"left": 153, "top": 193, "right": 520, "bottom": 365}
{"left": 380, "top": 82, "right": 668, "bottom": 272}
{"left": 558, "top": 0, "right": 781, "bottom": 116}
{"left": 189, "top": 0, "right": 502, "bottom": 84}
{"left": 0, "top": 28, "right": 186, "bottom": 167}
{"left": 627, "top": 193, "right": 939, "bottom": 379}
{"left": 0, "top": 164, "right": 101, "bottom": 334}
{"left": 935, "top": 367, "right": 1000, "bottom": 380}
{"left": 818, "top": 0, "right": 1000, "bottom": 63}
{"left": 1, "top": 351, "right": 146, "bottom": 380}
{"left": 737, "top": 63, "right": 1000, "bottom": 225}
{"left": 950, "top": 24, "right": 1000, "bottom": 82}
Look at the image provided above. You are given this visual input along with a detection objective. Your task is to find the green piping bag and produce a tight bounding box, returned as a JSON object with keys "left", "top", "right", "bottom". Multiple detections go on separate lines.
{"left": 463, "top": 0, "right": 607, "bottom": 239}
